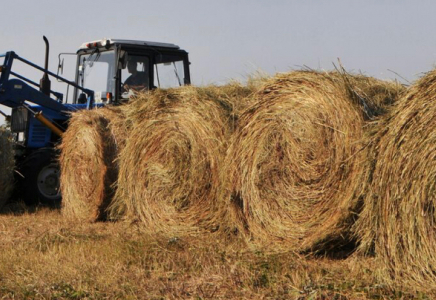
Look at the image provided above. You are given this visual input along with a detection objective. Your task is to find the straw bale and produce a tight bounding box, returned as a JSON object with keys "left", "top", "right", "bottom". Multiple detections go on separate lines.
{"left": 59, "top": 106, "right": 128, "bottom": 222}
{"left": 354, "top": 69, "right": 436, "bottom": 293}
{"left": 0, "top": 127, "right": 14, "bottom": 209}
{"left": 220, "top": 70, "right": 403, "bottom": 253}
{"left": 110, "top": 84, "right": 257, "bottom": 235}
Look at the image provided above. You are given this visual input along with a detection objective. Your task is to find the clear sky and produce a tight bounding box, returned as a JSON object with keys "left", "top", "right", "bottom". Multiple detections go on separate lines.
{"left": 1, "top": 0, "right": 436, "bottom": 123}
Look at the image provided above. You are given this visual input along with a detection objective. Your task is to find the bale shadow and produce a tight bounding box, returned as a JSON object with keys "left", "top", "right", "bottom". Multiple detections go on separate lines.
{"left": 0, "top": 196, "right": 60, "bottom": 216}
{"left": 306, "top": 236, "right": 359, "bottom": 260}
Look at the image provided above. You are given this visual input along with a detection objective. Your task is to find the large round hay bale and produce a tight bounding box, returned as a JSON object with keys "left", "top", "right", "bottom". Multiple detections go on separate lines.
{"left": 354, "top": 69, "right": 436, "bottom": 293}
{"left": 110, "top": 84, "right": 257, "bottom": 235}
{"left": 59, "top": 106, "right": 128, "bottom": 222}
{"left": 220, "top": 70, "right": 403, "bottom": 253}
{"left": 0, "top": 127, "right": 14, "bottom": 209}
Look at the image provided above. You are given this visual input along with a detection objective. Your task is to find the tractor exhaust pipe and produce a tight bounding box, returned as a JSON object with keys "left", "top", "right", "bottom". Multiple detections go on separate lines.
{"left": 40, "top": 36, "right": 51, "bottom": 96}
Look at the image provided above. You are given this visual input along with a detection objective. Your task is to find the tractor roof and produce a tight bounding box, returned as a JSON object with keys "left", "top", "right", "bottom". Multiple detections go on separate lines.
{"left": 79, "top": 38, "right": 180, "bottom": 50}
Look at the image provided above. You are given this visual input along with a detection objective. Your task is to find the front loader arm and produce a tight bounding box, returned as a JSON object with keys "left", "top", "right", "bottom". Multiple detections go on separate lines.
{"left": 0, "top": 51, "right": 94, "bottom": 113}
{"left": 0, "top": 78, "right": 68, "bottom": 113}
{"left": 0, "top": 50, "right": 94, "bottom": 138}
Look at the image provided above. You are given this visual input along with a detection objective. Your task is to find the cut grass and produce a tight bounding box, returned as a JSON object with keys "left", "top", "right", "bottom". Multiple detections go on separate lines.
{"left": 0, "top": 207, "right": 425, "bottom": 299}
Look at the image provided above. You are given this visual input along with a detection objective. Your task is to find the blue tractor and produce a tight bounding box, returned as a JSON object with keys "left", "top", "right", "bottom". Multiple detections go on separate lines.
{"left": 0, "top": 37, "right": 191, "bottom": 205}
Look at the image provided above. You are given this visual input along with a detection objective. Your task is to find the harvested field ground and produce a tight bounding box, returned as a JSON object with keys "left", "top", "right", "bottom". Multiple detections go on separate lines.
{"left": 0, "top": 205, "right": 426, "bottom": 299}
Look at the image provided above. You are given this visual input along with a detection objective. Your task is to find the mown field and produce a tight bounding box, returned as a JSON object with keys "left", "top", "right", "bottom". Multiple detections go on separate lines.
{"left": 0, "top": 204, "right": 425, "bottom": 300}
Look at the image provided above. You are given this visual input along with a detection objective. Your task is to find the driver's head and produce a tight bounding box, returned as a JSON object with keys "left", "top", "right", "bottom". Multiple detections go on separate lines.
{"left": 127, "top": 60, "right": 137, "bottom": 73}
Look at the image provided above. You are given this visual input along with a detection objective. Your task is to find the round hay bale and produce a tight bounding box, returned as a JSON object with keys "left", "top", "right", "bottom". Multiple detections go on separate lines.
{"left": 110, "top": 84, "right": 255, "bottom": 235}
{"left": 0, "top": 127, "right": 14, "bottom": 209}
{"left": 354, "top": 69, "right": 436, "bottom": 293}
{"left": 220, "top": 70, "right": 403, "bottom": 253}
{"left": 59, "top": 106, "right": 128, "bottom": 222}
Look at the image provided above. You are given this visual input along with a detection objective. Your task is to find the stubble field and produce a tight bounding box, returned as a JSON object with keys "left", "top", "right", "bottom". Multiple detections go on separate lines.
{"left": 0, "top": 204, "right": 422, "bottom": 300}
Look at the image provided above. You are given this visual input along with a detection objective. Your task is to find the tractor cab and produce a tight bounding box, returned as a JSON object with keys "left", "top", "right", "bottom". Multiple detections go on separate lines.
{"left": 71, "top": 39, "right": 191, "bottom": 104}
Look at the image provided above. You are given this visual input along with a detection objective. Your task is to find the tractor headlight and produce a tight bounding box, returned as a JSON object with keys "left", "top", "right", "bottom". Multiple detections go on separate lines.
{"left": 11, "top": 107, "right": 29, "bottom": 133}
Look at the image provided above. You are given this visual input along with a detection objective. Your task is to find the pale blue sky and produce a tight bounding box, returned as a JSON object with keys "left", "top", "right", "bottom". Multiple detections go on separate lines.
{"left": 1, "top": 0, "right": 436, "bottom": 122}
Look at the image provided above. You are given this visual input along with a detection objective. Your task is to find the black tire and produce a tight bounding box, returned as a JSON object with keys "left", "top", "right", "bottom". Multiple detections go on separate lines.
{"left": 18, "top": 149, "right": 61, "bottom": 207}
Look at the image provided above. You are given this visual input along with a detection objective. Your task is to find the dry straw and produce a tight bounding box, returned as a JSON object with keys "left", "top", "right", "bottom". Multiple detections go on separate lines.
{"left": 354, "top": 69, "right": 436, "bottom": 293}
{"left": 220, "top": 70, "right": 403, "bottom": 253}
{"left": 0, "top": 127, "right": 14, "bottom": 209}
{"left": 109, "top": 83, "right": 259, "bottom": 236}
{"left": 59, "top": 106, "right": 128, "bottom": 222}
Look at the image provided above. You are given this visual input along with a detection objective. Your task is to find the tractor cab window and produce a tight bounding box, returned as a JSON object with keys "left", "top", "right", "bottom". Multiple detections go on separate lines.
{"left": 76, "top": 50, "right": 116, "bottom": 104}
{"left": 154, "top": 54, "right": 185, "bottom": 89}
{"left": 121, "top": 55, "right": 149, "bottom": 98}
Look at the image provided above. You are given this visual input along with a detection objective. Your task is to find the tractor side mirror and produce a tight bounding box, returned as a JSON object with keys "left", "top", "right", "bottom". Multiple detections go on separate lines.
{"left": 57, "top": 53, "right": 77, "bottom": 80}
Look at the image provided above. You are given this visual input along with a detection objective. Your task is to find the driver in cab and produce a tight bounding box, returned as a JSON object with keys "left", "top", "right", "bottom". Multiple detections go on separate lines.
{"left": 123, "top": 59, "right": 148, "bottom": 93}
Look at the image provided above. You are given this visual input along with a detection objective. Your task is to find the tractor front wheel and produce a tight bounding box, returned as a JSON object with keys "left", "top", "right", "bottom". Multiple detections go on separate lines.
{"left": 19, "top": 149, "right": 61, "bottom": 207}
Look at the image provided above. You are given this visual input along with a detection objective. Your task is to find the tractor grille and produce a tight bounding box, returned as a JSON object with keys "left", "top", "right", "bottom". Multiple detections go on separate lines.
{"left": 30, "top": 123, "right": 48, "bottom": 144}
